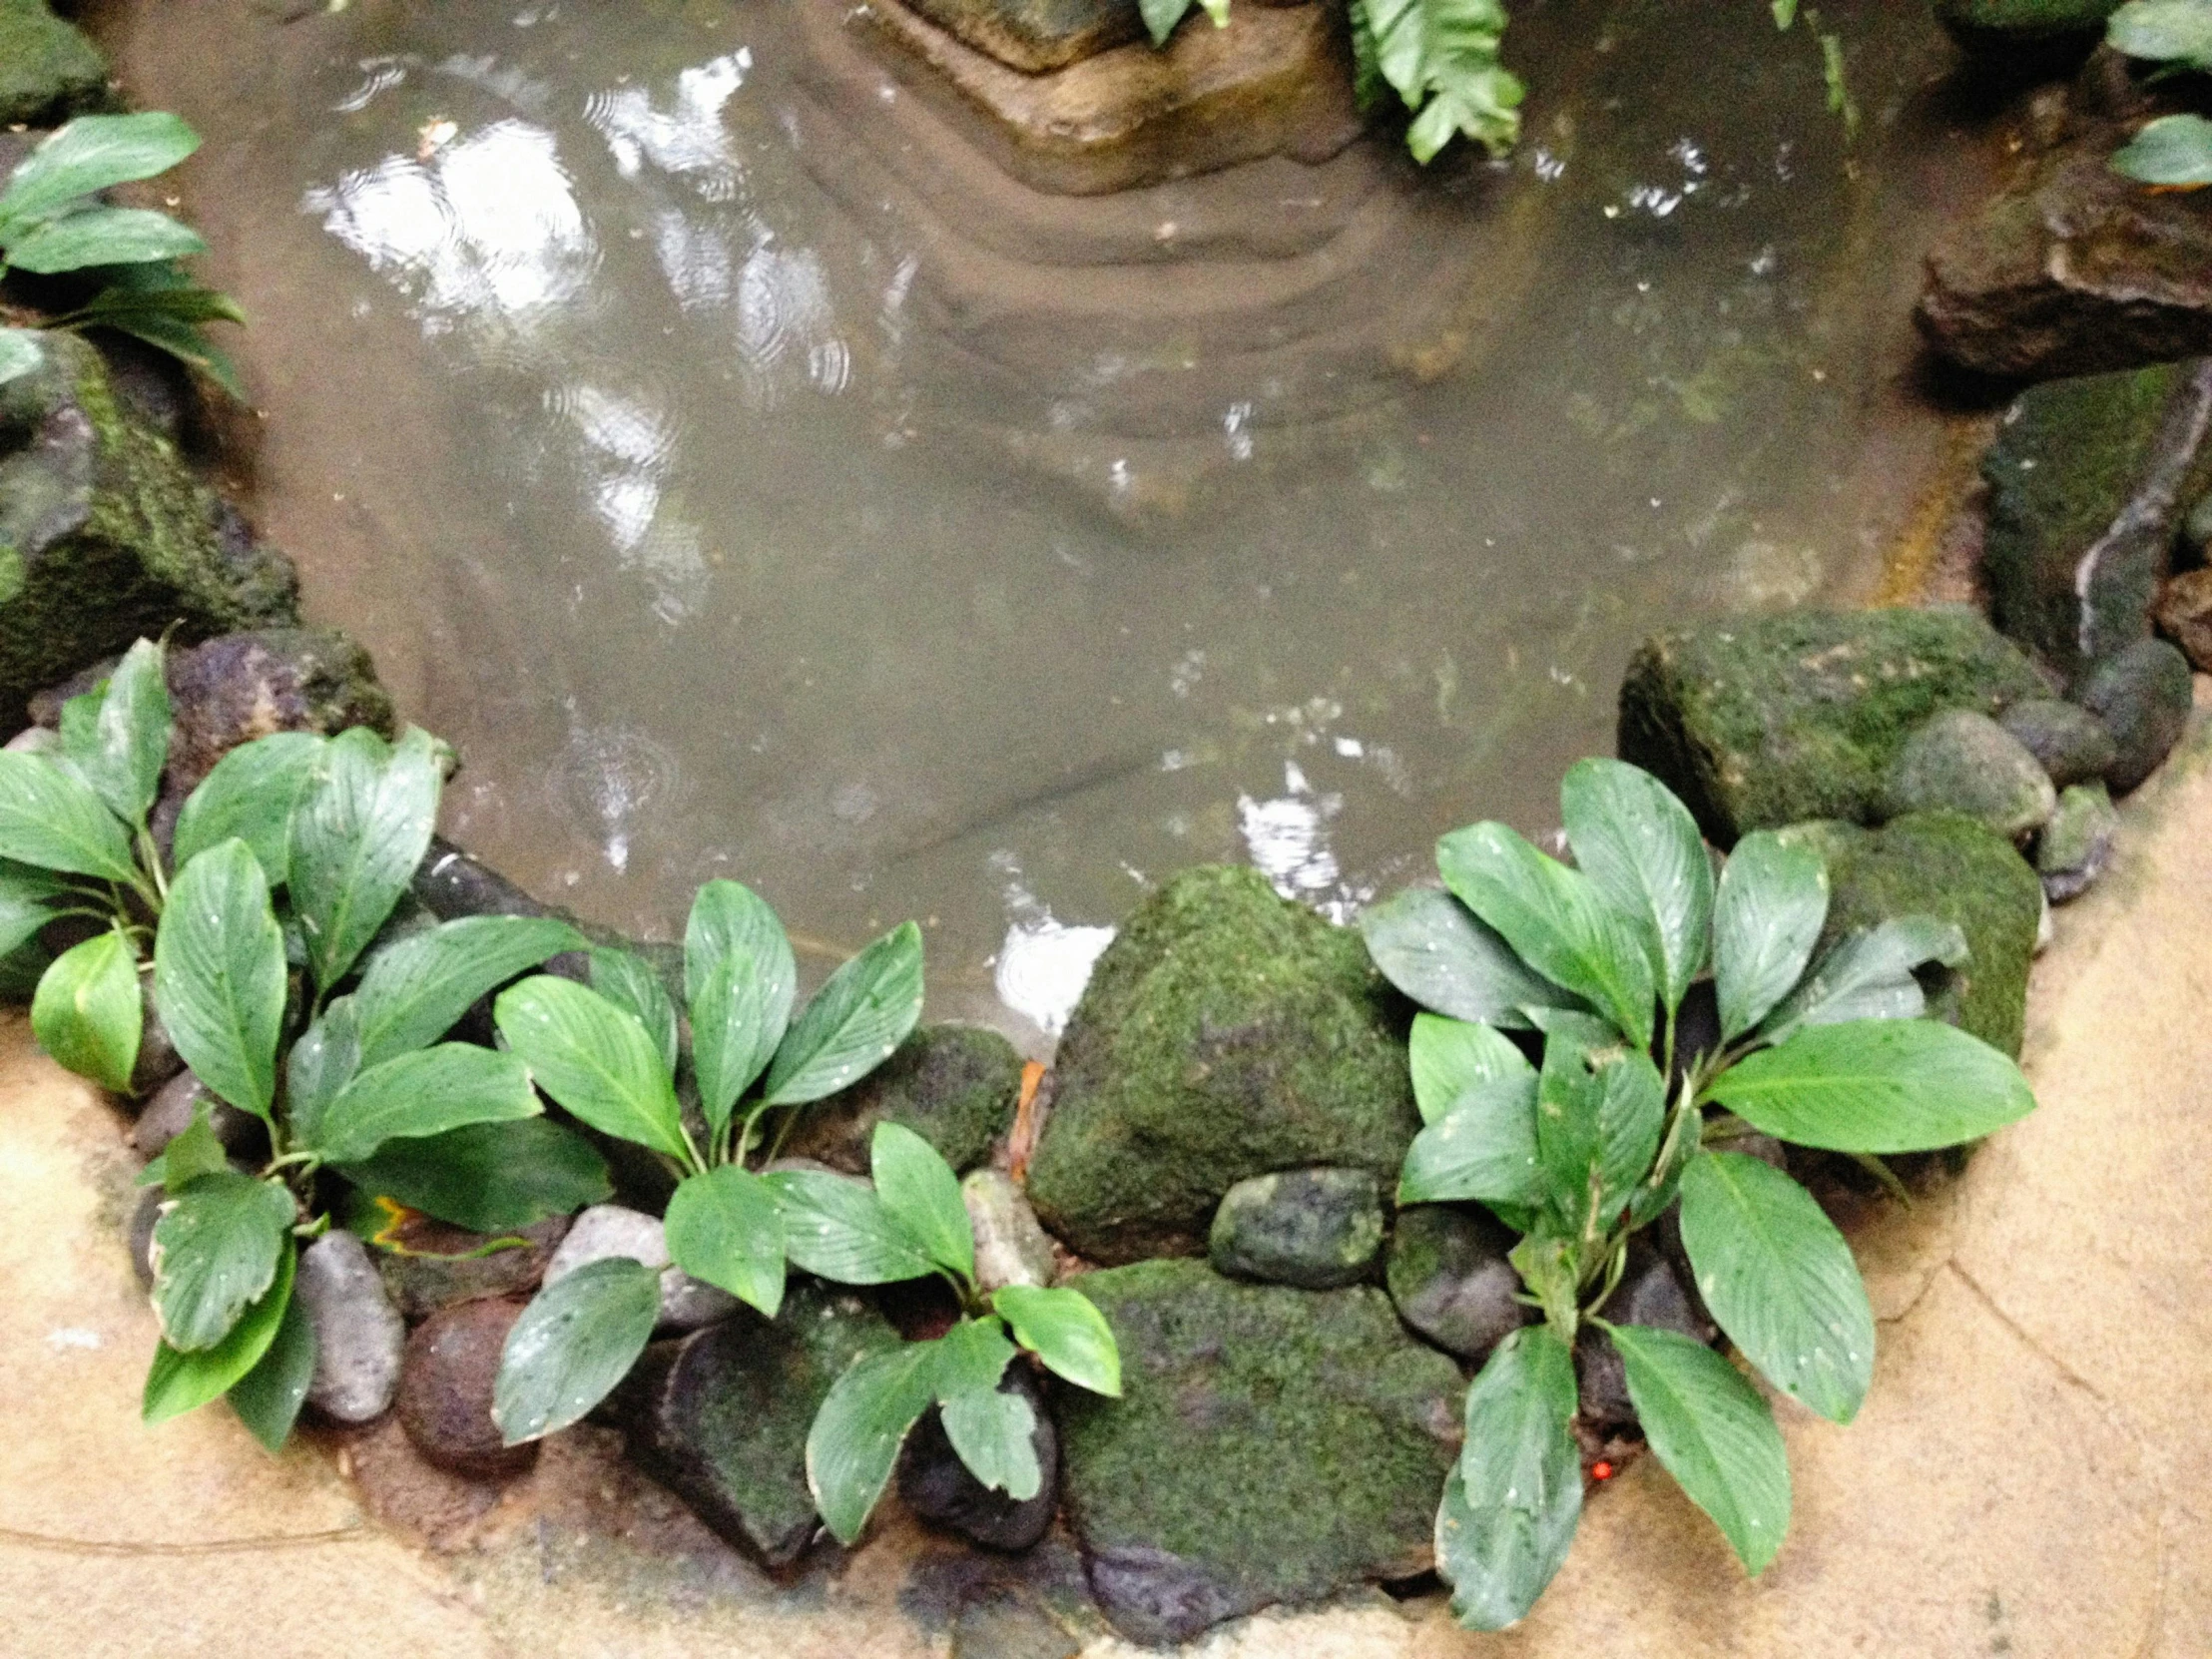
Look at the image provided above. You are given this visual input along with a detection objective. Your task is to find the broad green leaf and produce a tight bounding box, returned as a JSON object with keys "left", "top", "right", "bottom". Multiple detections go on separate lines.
{"left": 0, "top": 327, "right": 42, "bottom": 386}
{"left": 1713, "top": 831, "right": 1829, "bottom": 1042}
{"left": 1534, "top": 1036, "right": 1664, "bottom": 1228}
{"left": 1398, "top": 1071, "right": 1543, "bottom": 1207}
{"left": 1560, "top": 758, "right": 1714, "bottom": 1014}
{"left": 144, "top": 1242, "right": 293, "bottom": 1425}
{"left": 1609, "top": 1323, "right": 1791, "bottom": 1575}
{"left": 172, "top": 732, "right": 323, "bottom": 883}
{"left": 1758, "top": 916, "right": 1967, "bottom": 1046}
{"left": 154, "top": 840, "right": 285, "bottom": 1122}
{"left": 288, "top": 726, "right": 443, "bottom": 994}
{"left": 149, "top": 1171, "right": 295, "bottom": 1352}
{"left": 0, "top": 861, "right": 64, "bottom": 960}
{"left": 1773, "top": 0, "right": 1800, "bottom": 25}
{"left": 1678, "top": 1152, "right": 1875, "bottom": 1424}
{"left": 1408, "top": 1012, "right": 1533, "bottom": 1126}
{"left": 1705, "top": 1018, "right": 2035, "bottom": 1154}
{"left": 2108, "top": 0, "right": 2212, "bottom": 69}
{"left": 763, "top": 1168, "right": 935, "bottom": 1285}
{"left": 228, "top": 1284, "right": 316, "bottom": 1453}
{"left": 1438, "top": 822, "right": 1655, "bottom": 1048}
{"left": 68, "top": 273, "right": 247, "bottom": 327}
{"left": 871, "top": 1121, "right": 974, "bottom": 1284}
{"left": 309, "top": 1043, "right": 539, "bottom": 1164}
{"left": 284, "top": 997, "right": 361, "bottom": 1152}
{"left": 6, "top": 207, "right": 208, "bottom": 273}
{"left": 98, "top": 306, "right": 247, "bottom": 402}
{"left": 494, "top": 975, "right": 690, "bottom": 1161}
{"left": 1435, "top": 1325, "right": 1583, "bottom": 1630}
{"left": 933, "top": 1319, "right": 1038, "bottom": 1500}
{"left": 351, "top": 914, "right": 586, "bottom": 1069}
{"left": 806, "top": 1342, "right": 938, "bottom": 1545}
{"left": 0, "top": 113, "right": 202, "bottom": 228}
{"left": 664, "top": 1165, "right": 787, "bottom": 1318}
{"left": 1139, "top": 0, "right": 1196, "bottom": 44}
{"left": 1360, "top": 886, "right": 1582, "bottom": 1030}
{"left": 161, "top": 1104, "right": 230, "bottom": 1192}
{"left": 991, "top": 1284, "right": 1122, "bottom": 1396}
{"left": 2111, "top": 113, "right": 2212, "bottom": 187}
{"left": 590, "top": 948, "right": 678, "bottom": 1077}
{"left": 337, "top": 1117, "right": 611, "bottom": 1235}
{"left": 492, "top": 1256, "right": 661, "bottom": 1444}
{"left": 1509, "top": 1231, "right": 1580, "bottom": 1336}
{"left": 685, "top": 879, "right": 796, "bottom": 1133}
{"left": 58, "top": 639, "right": 169, "bottom": 828}
{"left": 761, "top": 921, "right": 924, "bottom": 1106}
{"left": 31, "top": 928, "right": 142, "bottom": 1091}
{"left": 0, "top": 750, "right": 140, "bottom": 881}
{"left": 1363, "top": 0, "right": 1523, "bottom": 161}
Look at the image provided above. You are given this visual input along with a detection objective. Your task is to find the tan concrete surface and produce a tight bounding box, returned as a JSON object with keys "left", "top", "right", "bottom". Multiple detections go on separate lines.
{"left": 3, "top": 725, "right": 2208, "bottom": 1658}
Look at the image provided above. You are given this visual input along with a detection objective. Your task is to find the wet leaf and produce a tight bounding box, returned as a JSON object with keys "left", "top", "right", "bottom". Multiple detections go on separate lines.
{"left": 144, "top": 1241, "right": 294, "bottom": 1425}
{"left": 30, "top": 927, "right": 141, "bottom": 1091}
{"left": 228, "top": 1283, "right": 317, "bottom": 1453}
{"left": 664, "top": 1164, "right": 787, "bottom": 1318}
{"left": 338, "top": 1118, "right": 611, "bottom": 1236}
{"left": 991, "top": 1284, "right": 1121, "bottom": 1396}
{"left": 154, "top": 839, "right": 285, "bottom": 1122}
{"left": 150, "top": 1171, "right": 295, "bottom": 1352}
{"left": 1713, "top": 831, "right": 1828, "bottom": 1042}
{"left": 172, "top": 732, "right": 323, "bottom": 884}
{"left": 764, "top": 1168, "right": 935, "bottom": 1286}
{"left": 492, "top": 1256, "right": 660, "bottom": 1444}
{"left": 870, "top": 1121, "right": 973, "bottom": 1284}
{"left": 309, "top": 1043, "right": 540, "bottom": 1164}
{"left": 685, "top": 879, "right": 796, "bottom": 1135}
{"left": 350, "top": 914, "right": 585, "bottom": 1069}
{"left": 494, "top": 975, "right": 689, "bottom": 1161}
{"left": 806, "top": 1341, "right": 938, "bottom": 1545}
{"left": 288, "top": 726, "right": 443, "bottom": 995}
{"left": 0, "top": 113, "right": 201, "bottom": 228}
{"left": 1435, "top": 1326, "right": 1583, "bottom": 1630}
{"left": 1560, "top": 758, "right": 1713, "bottom": 1014}
{"left": 1705, "top": 1018, "right": 2035, "bottom": 1153}
{"left": 761, "top": 921, "right": 923, "bottom": 1106}
{"left": 0, "top": 750, "right": 139, "bottom": 882}
{"left": 1361, "top": 886, "right": 1581, "bottom": 1031}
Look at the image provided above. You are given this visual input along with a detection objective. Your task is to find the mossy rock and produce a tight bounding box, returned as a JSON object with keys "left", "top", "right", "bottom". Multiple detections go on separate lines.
{"left": 1781, "top": 812, "right": 2043, "bottom": 1058}
{"left": 1932, "top": 0, "right": 2120, "bottom": 42}
{"left": 1056, "top": 1260, "right": 1463, "bottom": 1645}
{"left": 781, "top": 1023, "right": 1023, "bottom": 1176}
{"left": 1025, "top": 865, "right": 1417, "bottom": 1265}
{"left": 0, "top": 333, "right": 297, "bottom": 730}
{"left": 1617, "top": 609, "right": 2047, "bottom": 846}
{"left": 0, "top": 0, "right": 110, "bottom": 127}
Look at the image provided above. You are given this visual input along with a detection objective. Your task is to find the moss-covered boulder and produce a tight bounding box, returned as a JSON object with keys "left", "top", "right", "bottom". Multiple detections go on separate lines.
{"left": 0, "top": 0, "right": 110, "bottom": 127}
{"left": 1025, "top": 865, "right": 1417, "bottom": 1264}
{"left": 1782, "top": 812, "right": 2043, "bottom": 1057}
{"left": 0, "top": 333, "right": 296, "bottom": 731}
{"left": 2078, "top": 637, "right": 2194, "bottom": 795}
{"left": 1617, "top": 609, "right": 2047, "bottom": 846}
{"left": 1056, "top": 1260, "right": 1463, "bottom": 1644}
{"left": 1207, "top": 1167, "right": 1384, "bottom": 1291}
{"left": 781, "top": 1023, "right": 1023, "bottom": 1176}
{"left": 1882, "top": 709, "right": 2055, "bottom": 839}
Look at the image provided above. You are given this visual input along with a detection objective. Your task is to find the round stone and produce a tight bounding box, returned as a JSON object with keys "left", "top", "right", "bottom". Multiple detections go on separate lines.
{"left": 395, "top": 1298, "right": 537, "bottom": 1478}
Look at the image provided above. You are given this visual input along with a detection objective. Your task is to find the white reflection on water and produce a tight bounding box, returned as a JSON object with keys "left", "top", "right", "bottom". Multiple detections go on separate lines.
{"left": 989, "top": 853, "right": 1115, "bottom": 1038}
{"left": 588, "top": 51, "right": 751, "bottom": 199}
{"left": 1239, "top": 760, "right": 1365, "bottom": 920}
{"left": 550, "top": 383, "right": 708, "bottom": 621}
{"left": 736, "top": 242, "right": 851, "bottom": 407}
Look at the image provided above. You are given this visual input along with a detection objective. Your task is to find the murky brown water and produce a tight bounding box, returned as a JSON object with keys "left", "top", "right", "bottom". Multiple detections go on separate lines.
{"left": 107, "top": 0, "right": 1984, "bottom": 1039}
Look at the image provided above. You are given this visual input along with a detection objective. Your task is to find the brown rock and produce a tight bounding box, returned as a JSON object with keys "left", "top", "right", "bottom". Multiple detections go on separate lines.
{"left": 375, "top": 1212, "right": 567, "bottom": 1322}
{"left": 2156, "top": 567, "right": 2212, "bottom": 673}
{"left": 395, "top": 1298, "right": 537, "bottom": 1480}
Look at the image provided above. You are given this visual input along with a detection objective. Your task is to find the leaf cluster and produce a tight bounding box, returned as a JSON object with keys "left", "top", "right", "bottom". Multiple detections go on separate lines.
{"left": 2106, "top": 2, "right": 2212, "bottom": 187}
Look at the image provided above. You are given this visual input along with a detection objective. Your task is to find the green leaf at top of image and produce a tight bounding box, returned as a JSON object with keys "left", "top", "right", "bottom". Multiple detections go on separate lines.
{"left": 991, "top": 1284, "right": 1122, "bottom": 1396}
{"left": 31, "top": 927, "right": 143, "bottom": 1092}
{"left": 0, "top": 113, "right": 201, "bottom": 230}
{"left": 933, "top": 1319, "right": 1039, "bottom": 1500}
{"left": 337, "top": 1117, "right": 611, "bottom": 1236}
{"left": 1678, "top": 1151, "right": 1875, "bottom": 1425}
{"left": 1705, "top": 1017, "right": 2035, "bottom": 1154}
{"left": 684, "top": 879, "right": 796, "bottom": 1129}
{"left": 154, "top": 839, "right": 286, "bottom": 1122}
{"left": 806, "top": 1340, "right": 938, "bottom": 1545}
{"left": 349, "top": 913, "right": 585, "bottom": 1070}
{"left": 1363, "top": 0, "right": 1523, "bottom": 162}
{"left": 0, "top": 328, "right": 43, "bottom": 387}
{"left": 493, "top": 975, "right": 690, "bottom": 1161}
{"left": 664, "top": 1164, "right": 787, "bottom": 1318}
{"left": 1713, "top": 830, "right": 1829, "bottom": 1042}
{"left": 0, "top": 750, "right": 140, "bottom": 882}
{"left": 761, "top": 920, "right": 924, "bottom": 1106}
{"left": 1398, "top": 1070, "right": 1543, "bottom": 1208}
{"left": 1757, "top": 915, "right": 1966, "bottom": 1046}
{"left": 1139, "top": 0, "right": 1197, "bottom": 46}
{"left": 492, "top": 1255, "right": 661, "bottom": 1445}
{"left": 228, "top": 1282, "right": 316, "bottom": 1454}
{"left": 172, "top": 731, "right": 323, "bottom": 884}
{"left": 2112, "top": 113, "right": 2212, "bottom": 188}
{"left": 288, "top": 726, "right": 444, "bottom": 994}
{"left": 1437, "top": 822, "right": 1655, "bottom": 1048}
{"left": 145, "top": 1239, "right": 293, "bottom": 1426}
{"left": 590, "top": 948, "right": 678, "bottom": 1077}
{"left": 764, "top": 1167, "right": 936, "bottom": 1286}
{"left": 1361, "top": 887, "right": 1583, "bottom": 1031}
{"left": 2108, "top": 0, "right": 2212, "bottom": 69}
{"left": 870, "top": 1121, "right": 974, "bottom": 1283}
{"left": 1435, "top": 1325, "right": 1582, "bottom": 1631}
{"left": 1608, "top": 1323, "right": 1790, "bottom": 1576}
{"left": 149, "top": 1171, "right": 295, "bottom": 1352}
{"left": 1560, "top": 759, "right": 1714, "bottom": 1014}
{"left": 307, "top": 1043, "right": 540, "bottom": 1165}
{"left": 1408, "top": 1012, "right": 1533, "bottom": 1126}
{"left": 56, "top": 639, "right": 169, "bottom": 829}
{"left": 5, "top": 207, "right": 209, "bottom": 275}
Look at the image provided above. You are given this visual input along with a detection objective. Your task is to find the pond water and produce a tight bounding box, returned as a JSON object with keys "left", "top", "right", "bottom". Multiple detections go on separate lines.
{"left": 111, "top": 0, "right": 1983, "bottom": 1040}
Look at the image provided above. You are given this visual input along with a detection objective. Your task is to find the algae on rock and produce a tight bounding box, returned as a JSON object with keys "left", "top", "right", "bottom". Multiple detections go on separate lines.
{"left": 0, "top": 0, "right": 111, "bottom": 127}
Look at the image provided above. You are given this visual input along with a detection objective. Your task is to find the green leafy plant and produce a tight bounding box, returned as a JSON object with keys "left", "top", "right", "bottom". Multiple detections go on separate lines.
{"left": 2107, "top": 1, "right": 2212, "bottom": 186}
{"left": 1361, "top": 758, "right": 2036, "bottom": 1629}
{"left": 0, "top": 112, "right": 246, "bottom": 395}
{"left": 0, "top": 636, "right": 599, "bottom": 1446}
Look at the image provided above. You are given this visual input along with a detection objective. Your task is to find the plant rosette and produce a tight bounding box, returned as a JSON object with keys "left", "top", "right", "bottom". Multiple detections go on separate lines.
{"left": 1362, "top": 757, "right": 2036, "bottom": 1628}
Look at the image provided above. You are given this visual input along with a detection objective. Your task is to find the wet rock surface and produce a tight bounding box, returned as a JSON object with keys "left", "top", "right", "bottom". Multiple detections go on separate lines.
{"left": 1884, "top": 709, "right": 2056, "bottom": 838}
{"left": 395, "top": 1297, "right": 536, "bottom": 1479}
{"left": 782, "top": 1024, "right": 1022, "bottom": 1178}
{"left": 1997, "top": 697, "right": 2118, "bottom": 789}
{"left": 1576, "top": 1247, "right": 1714, "bottom": 1430}
{"left": 2038, "top": 782, "right": 2118, "bottom": 902}
{"left": 1207, "top": 1166, "right": 1385, "bottom": 1290}
{"left": 2078, "top": 637, "right": 2194, "bottom": 795}
{"left": 1056, "top": 1259, "right": 1462, "bottom": 1644}
{"left": 899, "top": 1364, "right": 1058, "bottom": 1552}
{"left": 1025, "top": 865, "right": 1418, "bottom": 1264}
{"left": 130, "top": 1067, "right": 266, "bottom": 1162}
{"left": 898, "top": 0, "right": 1142, "bottom": 73}
{"left": 963, "top": 1169, "right": 1056, "bottom": 1293}
{"left": 158, "top": 628, "right": 392, "bottom": 793}
{"left": 296, "top": 1232, "right": 405, "bottom": 1424}
{"left": 1384, "top": 1202, "right": 1527, "bottom": 1361}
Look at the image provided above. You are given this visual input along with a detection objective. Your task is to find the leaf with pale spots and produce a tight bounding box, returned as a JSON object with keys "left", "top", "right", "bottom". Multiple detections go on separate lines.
{"left": 492, "top": 1256, "right": 660, "bottom": 1445}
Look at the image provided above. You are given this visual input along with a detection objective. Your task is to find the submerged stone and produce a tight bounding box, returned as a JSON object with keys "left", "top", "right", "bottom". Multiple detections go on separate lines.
{"left": 1616, "top": 609, "right": 2046, "bottom": 845}
{"left": 2038, "top": 783, "right": 2118, "bottom": 903}
{"left": 0, "top": 0, "right": 110, "bottom": 127}
{"left": 373, "top": 1215, "right": 567, "bottom": 1322}
{"left": 2078, "top": 638, "right": 2194, "bottom": 796}
{"left": 1207, "top": 1167, "right": 1385, "bottom": 1291}
{"left": 1883, "top": 709, "right": 2056, "bottom": 839}
{"left": 1383, "top": 1203, "right": 1526, "bottom": 1362}
{"left": 1056, "top": 1260, "right": 1462, "bottom": 1645}
{"left": 782, "top": 1023, "right": 1022, "bottom": 1177}
{"left": 1997, "top": 698, "right": 2118, "bottom": 790}
{"left": 1025, "top": 865, "right": 1417, "bottom": 1265}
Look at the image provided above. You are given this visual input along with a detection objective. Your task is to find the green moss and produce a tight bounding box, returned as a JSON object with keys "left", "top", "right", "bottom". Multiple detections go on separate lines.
{"left": 1617, "top": 609, "right": 2047, "bottom": 846}
{"left": 1057, "top": 1260, "right": 1462, "bottom": 1643}
{"left": 0, "top": 0, "right": 110, "bottom": 127}
{"left": 1025, "top": 865, "right": 1417, "bottom": 1265}
{"left": 1781, "top": 812, "right": 2043, "bottom": 1058}
{"left": 783, "top": 1023, "right": 1022, "bottom": 1176}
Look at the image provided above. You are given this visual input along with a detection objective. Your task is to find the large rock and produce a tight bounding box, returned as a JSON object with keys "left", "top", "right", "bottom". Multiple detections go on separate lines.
{"left": 1980, "top": 361, "right": 2212, "bottom": 687}
{"left": 1025, "top": 865, "right": 1418, "bottom": 1264}
{"left": 1207, "top": 1166, "right": 1384, "bottom": 1291}
{"left": 1997, "top": 697, "right": 2118, "bottom": 789}
{"left": 395, "top": 1298, "right": 536, "bottom": 1479}
{"left": 1383, "top": 1203, "right": 1525, "bottom": 1362}
{"left": 2078, "top": 637, "right": 2194, "bottom": 795}
{"left": 1882, "top": 709, "right": 2056, "bottom": 839}
{"left": 0, "top": 333, "right": 296, "bottom": 730}
{"left": 0, "top": 0, "right": 110, "bottom": 127}
{"left": 900, "top": 0, "right": 1141, "bottom": 72}
{"left": 1783, "top": 812, "right": 2044, "bottom": 1058}
{"left": 2155, "top": 567, "right": 2212, "bottom": 672}
{"left": 160, "top": 629, "right": 391, "bottom": 792}
{"left": 782, "top": 1023, "right": 1022, "bottom": 1177}
{"left": 1616, "top": 609, "right": 2047, "bottom": 846}
{"left": 616, "top": 1285, "right": 899, "bottom": 1569}
{"left": 1056, "top": 1260, "right": 1463, "bottom": 1645}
